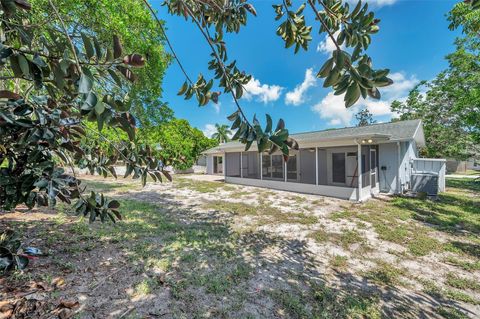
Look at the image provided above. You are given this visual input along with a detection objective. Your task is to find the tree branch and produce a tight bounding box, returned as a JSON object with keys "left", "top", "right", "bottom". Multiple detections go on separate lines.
{"left": 48, "top": 0, "right": 81, "bottom": 72}
{"left": 141, "top": 0, "right": 193, "bottom": 84}
{"left": 182, "top": 2, "right": 253, "bottom": 130}
{"left": 307, "top": 0, "right": 341, "bottom": 52}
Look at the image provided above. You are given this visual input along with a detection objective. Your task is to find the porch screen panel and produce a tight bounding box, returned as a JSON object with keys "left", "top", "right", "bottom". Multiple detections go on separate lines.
{"left": 225, "top": 152, "right": 241, "bottom": 177}
{"left": 262, "top": 154, "right": 270, "bottom": 179}
{"left": 361, "top": 146, "right": 371, "bottom": 187}
{"left": 286, "top": 154, "right": 298, "bottom": 182}
{"left": 332, "top": 153, "right": 346, "bottom": 183}
{"left": 242, "top": 152, "right": 260, "bottom": 179}
{"left": 271, "top": 155, "right": 284, "bottom": 179}
{"left": 317, "top": 149, "right": 328, "bottom": 185}
{"left": 299, "top": 149, "right": 316, "bottom": 184}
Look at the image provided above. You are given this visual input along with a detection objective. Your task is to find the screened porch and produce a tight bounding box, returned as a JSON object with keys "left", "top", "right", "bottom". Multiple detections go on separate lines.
{"left": 223, "top": 145, "right": 379, "bottom": 200}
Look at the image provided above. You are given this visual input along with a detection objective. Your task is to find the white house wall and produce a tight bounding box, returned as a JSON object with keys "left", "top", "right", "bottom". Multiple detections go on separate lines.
{"left": 206, "top": 155, "right": 214, "bottom": 175}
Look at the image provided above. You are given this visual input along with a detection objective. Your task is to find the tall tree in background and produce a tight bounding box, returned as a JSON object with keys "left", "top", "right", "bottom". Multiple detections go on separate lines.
{"left": 355, "top": 108, "right": 376, "bottom": 127}
{"left": 28, "top": 0, "right": 173, "bottom": 127}
{"left": 211, "top": 124, "right": 231, "bottom": 144}
{"left": 391, "top": 3, "right": 480, "bottom": 159}
{"left": 140, "top": 119, "right": 217, "bottom": 170}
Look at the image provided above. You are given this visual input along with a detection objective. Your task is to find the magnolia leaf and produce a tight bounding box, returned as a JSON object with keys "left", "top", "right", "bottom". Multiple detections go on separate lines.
{"left": 81, "top": 32, "right": 95, "bottom": 59}
{"left": 113, "top": 34, "right": 122, "bottom": 59}
{"left": 123, "top": 54, "right": 145, "bottom": 67}
{"left": 0, "top": 90, "right": 22, "bottom": 100}
{"left": 78, "top": 73, "right": 93, "bottom": 93}
{"left": 18, "top": 55, "right": 30, "bottom": 77}
{"left": 13, "top": 0, "right": 31, "bottom": 11}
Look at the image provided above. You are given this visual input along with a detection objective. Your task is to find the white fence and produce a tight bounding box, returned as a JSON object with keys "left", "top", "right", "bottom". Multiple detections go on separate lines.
{"left": 411, "top": 158, "right": 446, "bottom": 192}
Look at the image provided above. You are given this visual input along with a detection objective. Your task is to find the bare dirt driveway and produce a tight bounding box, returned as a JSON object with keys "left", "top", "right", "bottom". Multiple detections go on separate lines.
{"left": 1, "top": 174, "right": 479, "bottom": 318}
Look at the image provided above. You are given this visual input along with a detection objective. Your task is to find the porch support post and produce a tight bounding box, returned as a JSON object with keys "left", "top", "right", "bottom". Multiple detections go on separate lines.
{"left": 315, "top": 147, "right": 319, "bottom": 185}
{"left": 260, "top": 153, "right": 263, "bottom": 180}
{"left": 223, "top": 154, "right": 226, "bottom": 179}
{"left": 240, "top": 152, "right": 243, "bottom": 178}
{"left": 357, "top": 143, "right": 362, "bottom": 201}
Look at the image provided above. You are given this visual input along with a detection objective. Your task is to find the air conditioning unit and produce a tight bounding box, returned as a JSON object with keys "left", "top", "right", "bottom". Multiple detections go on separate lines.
{"left": 411, "top": 173, "right": 439, "bottom": 196}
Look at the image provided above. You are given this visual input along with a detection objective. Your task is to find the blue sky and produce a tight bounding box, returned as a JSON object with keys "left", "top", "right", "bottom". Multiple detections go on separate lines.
{"left": 152, "top": 0, "right": 460, "bottom": 137}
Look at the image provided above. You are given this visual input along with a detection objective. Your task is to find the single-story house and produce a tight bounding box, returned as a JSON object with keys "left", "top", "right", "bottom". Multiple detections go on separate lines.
{"left": 203, "top": 119, "right": 445, "bottom": 201}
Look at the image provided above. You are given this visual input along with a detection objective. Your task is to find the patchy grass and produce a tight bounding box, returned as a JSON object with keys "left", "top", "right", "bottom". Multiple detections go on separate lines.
{"left": 338, "top": 229, "right": 365, "bottom": 249}
{"left": 436, "top": 306, "right": 469, "bottom": 319}
{"left": 445, "top": 272, "right": 480, "bottom": 292}
{"left": 422, "top": 279, "right": 480, "bottom": 305}
{"left": 269, "top": 280, "right": 381, "bottom": 319}
{"left": 407, "top": 234, "right": 442, "bottom": 256}
{"left": 443, "top": 256, "right": 480, "bottom": 271}
{"left": 329, "top": 255, "right": 348, "bottom": 270}
{"left": 202, "top": 200, "right": 318, "bottom": 226}
{"left": 364, "top": 260, "right": 406, "bottom": 286}
{"left": 309, "top": 227, "right": 329, "bottom": 243}
{"left": 174, "top": 177, "right": 232, "bottom": 193}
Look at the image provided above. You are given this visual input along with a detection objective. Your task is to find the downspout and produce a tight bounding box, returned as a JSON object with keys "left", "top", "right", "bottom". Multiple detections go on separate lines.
{"left": 354, "top": 139, "right": 362, "bottom": 201}
{"left": 397, "top": 142, "right": 401, "bottom": 194}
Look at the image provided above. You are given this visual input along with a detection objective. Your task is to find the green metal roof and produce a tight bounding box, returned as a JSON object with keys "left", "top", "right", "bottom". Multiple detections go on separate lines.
{"left": 203, "top": 119, "right": 423, "bottom": 154}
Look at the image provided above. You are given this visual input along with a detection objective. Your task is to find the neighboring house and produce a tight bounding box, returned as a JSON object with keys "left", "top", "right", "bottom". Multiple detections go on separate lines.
{"left": 203, "top": 120, "right": 445, "bottom": 201}
{"left": 446, "top": 157, "right": 480, "bottom": 173}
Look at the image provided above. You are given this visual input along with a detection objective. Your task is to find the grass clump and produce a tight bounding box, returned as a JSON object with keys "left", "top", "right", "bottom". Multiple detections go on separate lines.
{"left": 203, "top": 200, "right": 318, "bottom": 226}
{"left": 175, "top": 178, "right": 226, "bottom": 193}
{"left": 407, "top": 234, "right": 442, "bottom": 256}
{"left": 375, "top": 224, "right": 409, "bottom": 244}
{"left": 444, "top": 256, "right": 480, "bottom": 271}
{"left": 329, "top": 255, "right": 348, "bottom": 270}
{"left": 133, "top": 278, "right": 158, "bottom": 296}
{"left": 436, "top": 306, "right": 468, "bottom": 319}
{"left": 445, "top": 272, "right": 480, "bottom": 292}
{"left": 339, "top": 229, "right": 365, "bottom": 249}
{"left": 309, "top": 228, "right": 329, "bottom": 243}
{"left": 422, "top": 279, "right": 480, "bottom": 305}
{"left": 365, "top": 261, "right": 406, "bottom": 286}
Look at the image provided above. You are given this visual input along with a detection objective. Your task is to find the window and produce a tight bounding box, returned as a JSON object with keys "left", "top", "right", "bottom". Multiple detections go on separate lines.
{"left": 242, "top": 152, "right": 260, "bottom": 179}
{"left": 262, "top": 154, "right": 284, "bottom": 180}
{"left": 225, "top": 152, "right": 241, "bottom": 177}
{"left": 332, "top": 153, "right": 346, "bottom": 183}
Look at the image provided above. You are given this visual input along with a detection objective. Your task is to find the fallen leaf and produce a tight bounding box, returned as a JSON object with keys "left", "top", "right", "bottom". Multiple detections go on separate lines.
{"left": 58, "top": 308, "right": 72, "bottom": 319}
{"left": 59, "top": 300, "right": 79, "bottom": 309}
{"left": 52, "top": 277, "right": 66, "bottom": 288}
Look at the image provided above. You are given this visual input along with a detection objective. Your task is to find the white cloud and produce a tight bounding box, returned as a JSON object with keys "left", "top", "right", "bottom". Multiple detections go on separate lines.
{"left": 285, "top": 68, "right": 317, "bottom": 106}
{"left": 312, "top": 92, "right": 356, "bottom": 126}
{"left": 243, "top": 77, "right": 283, "bottom": 104}
{"left": 347, "top": 0, "right": 398, "bottom": 7}
{"left": 312, "top": 72, "right": 418, "bottom": 126}
{"left": 202, "top": 124, "right": 217, "bottom": 138}
{"left": 213, "top": 101, "right": 221, "bottom": 114}
{"left": 317, "top": 30, "right": 344, "bottom": 55}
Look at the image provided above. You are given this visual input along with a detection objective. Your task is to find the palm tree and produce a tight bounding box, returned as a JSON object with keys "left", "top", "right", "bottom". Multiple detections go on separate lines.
{"left": 211, "top": 123, "right": 231, "bottom": 144}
